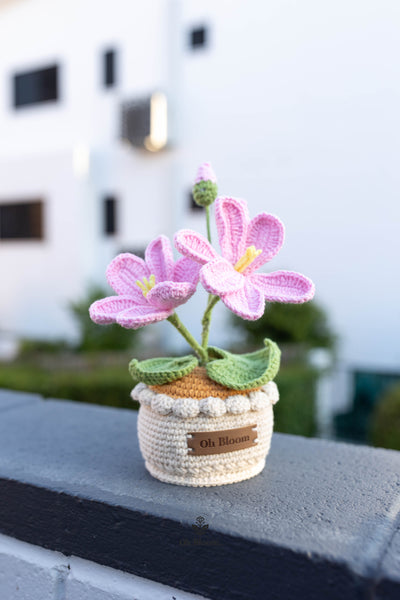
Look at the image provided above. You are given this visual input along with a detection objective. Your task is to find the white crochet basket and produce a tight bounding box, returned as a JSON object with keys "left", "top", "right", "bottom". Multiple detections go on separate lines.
{"left": 131, "top": 375, "right": 279, "bottom": 487}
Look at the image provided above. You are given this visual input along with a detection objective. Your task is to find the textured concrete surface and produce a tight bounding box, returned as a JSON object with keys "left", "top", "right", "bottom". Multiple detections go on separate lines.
{"left": 0, "top": 388, "right": 41, "bottom": 413}
{"left": 0, "top": 391, "right": 399, "bottom": 600}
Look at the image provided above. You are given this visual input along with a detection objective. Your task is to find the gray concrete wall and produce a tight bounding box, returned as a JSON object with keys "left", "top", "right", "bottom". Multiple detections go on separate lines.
{"left": 0, "top": 390, "right": 399, "bottom": 599}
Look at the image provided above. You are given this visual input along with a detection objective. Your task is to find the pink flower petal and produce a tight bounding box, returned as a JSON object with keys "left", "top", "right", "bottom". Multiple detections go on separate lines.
{"left": 147, "top": 281, "right": 196, "bottom": 310}
{"left": 249, "top": 271, "right": 315, "bottom": 303}
{"left": 222, "top": 280, "right": 265, "bottom": 320}
{"left": 200, "top": 258, "right": 244, "bottom": 295}
{"left": 215, "top": 196, "right": 249, "bottom": 265}
{"left": 245, "top": 213, "right": 285, "bottom": 273}
{"left": 116, "top": 304, "right": 173, "bottom": 329}
{"left": 145, "top": 235, "right": 174, "bottom": 282}
{"left": 107, "top": 253, "right": 150, "bottom": 296}
{"left": 174, "top": 229, "right": 219, "bottom": 265}
{"left": 173, "top": 257, "right": 201, "bottom": 285}
{"left": 89, "top": 295, "right": 144, "bottom": 324}
{"left": 194, "top": 162, "right": 217, "bottom": 183}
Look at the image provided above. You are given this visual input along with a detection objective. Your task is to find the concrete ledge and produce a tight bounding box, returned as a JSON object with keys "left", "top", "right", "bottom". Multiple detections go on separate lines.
{"left": 0, "top": 391, "right": 399, "bottom": 600}
{"left": 0, "top": 388, "right": 41, "bottom": 413}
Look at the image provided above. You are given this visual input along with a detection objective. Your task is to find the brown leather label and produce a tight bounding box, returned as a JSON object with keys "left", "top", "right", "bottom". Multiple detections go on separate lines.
{"left": 187, "top": 425, "right": 257, "bottom": 455}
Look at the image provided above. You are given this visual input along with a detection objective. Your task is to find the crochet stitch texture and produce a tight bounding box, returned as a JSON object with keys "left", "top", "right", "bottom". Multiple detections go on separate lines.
{"left": 89, "top": 235, "right": 200, "bottom": 329}
{"left": 89, "top": 161, "right": 316, "bottom": 486}
{"left": 148, "top": 366, "right": 261, "bottom": 399}
{"left": 175, "top": 196, "right": 315, "bottom": 320}
{"left": 192, "top": 162, "right": 218, "bottom": 207}
{"left": 132, "top": 378, "right": 279, "bottom": 486}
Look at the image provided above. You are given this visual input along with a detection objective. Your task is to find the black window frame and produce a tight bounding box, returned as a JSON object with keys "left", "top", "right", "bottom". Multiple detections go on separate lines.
{"left": 0, "top": 200, "right": 44, "bottom": 240}
{"left": 103, "top": 196, "right": 117, "bottom": 235}
{"left": 189, "top": 26, "right": 208, "bottom": 49}
{"left": 13, "top": 65, "right": 59, "bottom": 109}
{"left": 103, "top": 49, "right": 117, "bottom": 88}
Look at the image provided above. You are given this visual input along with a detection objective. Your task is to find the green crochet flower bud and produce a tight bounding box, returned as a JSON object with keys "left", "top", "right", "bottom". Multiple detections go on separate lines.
{"left": 192, "top": 162, "right": 218, "bottom": 207}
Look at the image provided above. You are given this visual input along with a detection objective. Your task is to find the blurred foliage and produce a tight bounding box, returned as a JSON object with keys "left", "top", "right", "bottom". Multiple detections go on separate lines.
{"left": 232, "top": 301, "right": 335, "bottom": 353}
{"left": 19, "top": 338, "right": 72, "bottom": 358}
{"left": 229, "top": 301, "right": 328, "bottom": 436}
{"left": 70, "top": 285, "right": 140, "bottom": 352}
{"left": 334, "top": 370, "right": 400, "bottom": 445}
{"left": 274, "top": 366, "right": 318, "bottom": 437}
{"left": 0, "top": 362, "right": 137, "bottom": 410}
{"left": 0, "top": 360, "right": 316, "bottom": 437}
{"left": 370, "top": 384, "right": 400, "bottom": 451}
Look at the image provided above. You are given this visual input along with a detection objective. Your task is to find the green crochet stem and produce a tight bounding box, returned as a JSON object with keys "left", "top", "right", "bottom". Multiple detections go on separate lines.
{"left": 167, "top": 313, "right": 208, "bottom": 365}
{"left": 168, "top": 196, "right": 216, "bottom": 365}
{"left": 206, "top": 205, "right": 212, "bottom": 244}
{"left": 201, "top": 295, "right": 220, "bottom": 352}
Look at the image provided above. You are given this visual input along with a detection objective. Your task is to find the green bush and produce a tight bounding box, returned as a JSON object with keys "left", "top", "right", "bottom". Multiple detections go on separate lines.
{"left": 370, "top": 384, "right": 400, "bottom": 451}
{"left": 19, "top": 338, "right": 72, "bottom": 358}
{"left": 232, "top": 301, "right": 335, "bottom": 353}
{"left": 0, "top": 363, "right": 137, "bottom": 410}
{"left": 0, "top": 362, "right": 316, "bottom": 436}
{"left": 274, "top": 366, "right": 318, "bottom": 437}
{"left": 70, "top": 285, "right": 140, "bottom": 352}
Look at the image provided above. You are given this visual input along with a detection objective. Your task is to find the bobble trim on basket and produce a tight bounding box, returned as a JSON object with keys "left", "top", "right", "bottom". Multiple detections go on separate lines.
{"left": 131, "top": 380, "right": 279, "bottom": 418}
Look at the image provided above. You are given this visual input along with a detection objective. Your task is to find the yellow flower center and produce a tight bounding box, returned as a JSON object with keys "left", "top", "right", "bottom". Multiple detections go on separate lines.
{"left": 136, "top": 274, "right": 156, "bottom": 297}
{"left": 234, "top": 246, "right": 262, "bottom": 273}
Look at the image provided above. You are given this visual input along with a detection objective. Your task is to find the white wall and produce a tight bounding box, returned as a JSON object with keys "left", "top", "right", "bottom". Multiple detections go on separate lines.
{"left": 177, "top": 0, "right": 400, "bottom": 371}
{"left": 0, "top": 0, "right": 399, "bottom": 375}
{"left": 0, "top": 0, "right": 174, "bottom": 339}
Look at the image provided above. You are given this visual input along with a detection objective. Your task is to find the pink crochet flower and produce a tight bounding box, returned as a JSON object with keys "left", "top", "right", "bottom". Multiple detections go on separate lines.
{"left": 175, "top": 197, "right": 315, "bottom": 320}
{"left": 89, "top": 235, "right": 200, "bottom": 329}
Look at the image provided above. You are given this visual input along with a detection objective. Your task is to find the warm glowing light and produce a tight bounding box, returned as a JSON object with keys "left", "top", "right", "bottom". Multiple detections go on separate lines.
{"left": 144, "top": 92, "right": 168, "bottom": 152}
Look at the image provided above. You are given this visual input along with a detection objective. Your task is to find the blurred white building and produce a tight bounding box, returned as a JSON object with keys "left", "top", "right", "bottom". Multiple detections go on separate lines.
{"left": 0, "top": 0, "right": 399, "bottom": 410}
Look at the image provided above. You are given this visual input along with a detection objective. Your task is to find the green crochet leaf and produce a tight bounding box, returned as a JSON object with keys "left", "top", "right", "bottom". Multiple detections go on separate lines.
{"left": 129, "top": 355, "right": 198, "bottom": 386}
{"left": 206, "top": 339, "right": 281, "bottom": 390}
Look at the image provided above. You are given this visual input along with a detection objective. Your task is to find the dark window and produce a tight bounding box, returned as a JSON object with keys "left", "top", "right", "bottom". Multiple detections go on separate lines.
{"left": 103, "top": 50, "right": 116, "bottom": 87}
{"left": 0, "top": 201, "right": 44, "bottom": 239}
{"left": 14, "top": 65, "right": 58, "bottom": 108}
{"left": 104, "top": 196, "right": 117, "bottom": 235}
{"left": 190, "top": 26, "right": 207, "bottom": 49}
{"left": 189, "top": 190, "right": 202, "bottom": 212}
{"left": 121, "top": 98, "right": 151, "bottom": 147}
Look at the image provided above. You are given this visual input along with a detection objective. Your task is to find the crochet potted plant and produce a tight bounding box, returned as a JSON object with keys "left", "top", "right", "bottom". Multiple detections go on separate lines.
{"left": 89, "top": 163, "right": 314, "bottom": 487}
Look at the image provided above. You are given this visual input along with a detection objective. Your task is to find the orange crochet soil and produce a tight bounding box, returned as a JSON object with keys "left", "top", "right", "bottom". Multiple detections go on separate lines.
{"left": 149, "top": 366, "right": 260, "bottom": 400}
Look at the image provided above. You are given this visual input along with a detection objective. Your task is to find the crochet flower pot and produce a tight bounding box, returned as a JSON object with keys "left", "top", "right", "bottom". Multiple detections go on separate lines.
{"left": 90, "top": 162, "right": 315, "bottom": 487}
{"left": 132, "top": 367, "right": 279, "bottom": 487}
